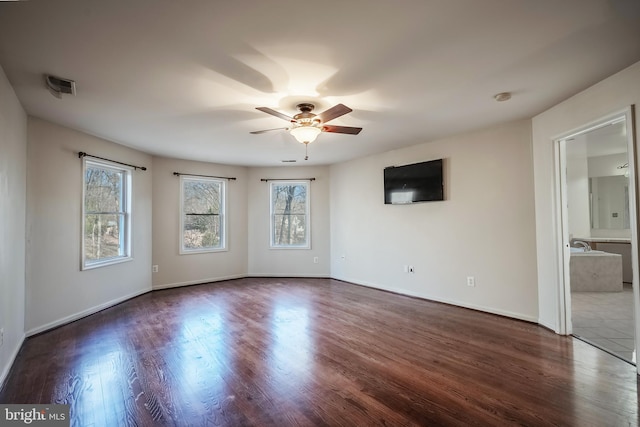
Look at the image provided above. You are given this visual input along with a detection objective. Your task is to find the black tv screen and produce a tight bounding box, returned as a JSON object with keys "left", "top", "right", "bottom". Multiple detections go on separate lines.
{"left": 384, "top": 159, "right": 444, "bottom": 204}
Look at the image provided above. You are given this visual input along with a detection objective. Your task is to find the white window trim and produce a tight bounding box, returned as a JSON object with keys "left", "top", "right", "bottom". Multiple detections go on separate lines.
{"left": 179, "top": 176, "right": 227, "bottom": 254}
{"left": 81, "top": 158, "right": 133, "bottom": 270}
{"left": 269, "top": 180, "right": 311, "bottom": 249}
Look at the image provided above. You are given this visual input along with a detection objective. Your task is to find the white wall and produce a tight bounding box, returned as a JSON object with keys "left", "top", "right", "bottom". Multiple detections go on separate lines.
{"left": 247, "top": 166, "right": 331, "bottom": 277}
{"left": 26, "top": 118, "right": 153, "bottom": 334}
{"left": 532, "top": 60, "right": 640, "bottom": 332}
{"left": 0, "top": 65, "right": 27, "bottom": 385}
{"left": 152, "top": 156, "right": 248, "bottom": 289}
{"left": 330, "top": 120, "right": 538, "bottom": 321}
{"left": 566, "top": 141, "right": 591, "bottom": 238}
{"left": 588, "top": 153, "right": 629, "bottom": 178}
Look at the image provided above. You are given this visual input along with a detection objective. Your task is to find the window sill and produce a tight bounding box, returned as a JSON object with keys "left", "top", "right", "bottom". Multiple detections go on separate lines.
{"left": 180, "top": 247, "right": 228, "bottom": 255}
{"left": 82, "top": 256, "right": 132, "bottom": 271}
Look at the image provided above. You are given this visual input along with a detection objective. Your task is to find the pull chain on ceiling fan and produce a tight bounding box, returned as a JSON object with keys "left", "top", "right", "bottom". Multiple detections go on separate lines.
{"left": 251, "top": 103, "right": 363, "bottom": 160}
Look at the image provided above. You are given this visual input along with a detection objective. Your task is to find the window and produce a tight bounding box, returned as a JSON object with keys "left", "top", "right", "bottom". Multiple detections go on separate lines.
{"left": 82, "top": 159, "right": 132, "bottom": 269}
{"left": 181, "top": 176, "right": 226, "bottom": 253}
{"left": 270, "top": 181, "right": 310, "bottom": 248}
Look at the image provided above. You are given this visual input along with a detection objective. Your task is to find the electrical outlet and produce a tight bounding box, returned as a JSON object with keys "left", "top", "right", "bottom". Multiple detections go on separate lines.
{"left": 0, "top": 328, "right": 4, "bottom": 347}
{"left": 403, "top": 265, "right": 409, "bottom": 273}
{"left": 467, "top": 276, "right": 475, "bottom": 287}
{"left": 152, "top": 265, "right": 159, "bottom": 273}
{"left": 408, "top": 266, "right": 415, "bottom": 273}
{"left": 313, "top": 257, "right": 319, "bottom": 264}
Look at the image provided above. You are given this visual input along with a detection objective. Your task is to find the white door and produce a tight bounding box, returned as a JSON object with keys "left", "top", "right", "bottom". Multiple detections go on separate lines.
{"left": 556, "top": 107, "right": 640, "bottom": 368}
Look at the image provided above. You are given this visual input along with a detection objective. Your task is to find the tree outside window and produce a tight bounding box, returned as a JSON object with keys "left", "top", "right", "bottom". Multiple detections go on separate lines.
{"left": 82, "top": 160, "right": 131, "bottom": 269}
{"left": 270, "top": 181, "right": 310, "bottom": 248}
{"left": 181, "top": 177, "right": 226, "bottom": 253}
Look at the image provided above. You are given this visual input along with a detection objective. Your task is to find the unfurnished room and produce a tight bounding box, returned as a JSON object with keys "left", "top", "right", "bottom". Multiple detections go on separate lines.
{"left": 1, "top": 1, "right": 640, "bottom": 426}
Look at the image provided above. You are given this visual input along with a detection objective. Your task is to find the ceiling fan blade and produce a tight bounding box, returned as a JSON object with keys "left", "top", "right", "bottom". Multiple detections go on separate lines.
{"left": 318, "top": 104, "right": 352, "bottom": 123}
{"left": 322, "top": 125, "right": 362, "bottom": 135}
{"left": 250, "top": 127, "right": 289, "bottom": 134}
{"left": 256, "top": 107, "right": 293, "bottom": 122}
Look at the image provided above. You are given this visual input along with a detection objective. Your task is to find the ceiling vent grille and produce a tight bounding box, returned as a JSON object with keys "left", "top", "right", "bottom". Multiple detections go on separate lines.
{"left": 45, "top": 74, "right": 76, "bottom": 98}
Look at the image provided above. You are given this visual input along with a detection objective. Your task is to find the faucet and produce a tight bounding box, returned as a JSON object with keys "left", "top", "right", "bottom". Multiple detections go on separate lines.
{"left": 573, "top": 240, "right": 591, "bottom": 251}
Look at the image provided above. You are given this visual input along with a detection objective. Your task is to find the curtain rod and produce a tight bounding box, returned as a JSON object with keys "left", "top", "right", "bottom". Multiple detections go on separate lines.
{"left": 78, "top": 152, "right": 147, "bottom": 171}
{"left": 260, "top": 178, "right": 316, "bottom": 182}
{"left": 173, "top": 172, "right": 236, "bottom": 181}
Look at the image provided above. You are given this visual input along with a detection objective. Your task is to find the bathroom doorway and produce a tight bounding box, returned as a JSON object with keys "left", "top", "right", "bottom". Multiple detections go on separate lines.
{"left": 558, "top": 108, "right": 639, "bottom": 365}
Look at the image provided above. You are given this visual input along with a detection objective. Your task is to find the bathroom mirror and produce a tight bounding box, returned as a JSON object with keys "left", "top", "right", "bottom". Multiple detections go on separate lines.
{"left": 590, "top": 175, "right": 630, "bottom": 229}
{"left": 565, "top": 117, "right": 630, "bottom": 237}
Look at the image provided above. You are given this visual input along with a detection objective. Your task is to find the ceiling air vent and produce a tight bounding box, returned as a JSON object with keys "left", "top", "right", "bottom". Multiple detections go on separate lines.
{"left": 45, "top": 74, "right": 76, "bottom": 99}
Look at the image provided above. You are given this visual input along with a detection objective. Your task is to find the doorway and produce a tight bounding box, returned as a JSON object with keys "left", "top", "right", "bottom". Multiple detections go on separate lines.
{"left": 557, "top": 108, "right": 639, "bottom": 365}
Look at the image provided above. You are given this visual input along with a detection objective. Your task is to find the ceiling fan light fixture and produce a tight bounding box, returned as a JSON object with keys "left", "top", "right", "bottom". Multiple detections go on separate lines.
{"left": 290, "top": 125, "right": 322, "bottom": 144}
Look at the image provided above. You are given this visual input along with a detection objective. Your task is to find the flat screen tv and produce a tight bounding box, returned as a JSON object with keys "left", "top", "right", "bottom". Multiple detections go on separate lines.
{"left": 384, "top": 159, "right": 444, "bottom": 204}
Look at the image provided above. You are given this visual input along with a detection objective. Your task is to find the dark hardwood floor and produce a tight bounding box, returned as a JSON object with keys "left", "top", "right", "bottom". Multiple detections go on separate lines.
{"left": 1, "top": 278, "right": 638, "bottom": 426}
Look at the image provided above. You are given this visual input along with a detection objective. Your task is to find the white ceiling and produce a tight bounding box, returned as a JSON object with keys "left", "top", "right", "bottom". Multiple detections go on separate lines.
{"left": 1, "top": 0, "right": 640, "bottom": 166}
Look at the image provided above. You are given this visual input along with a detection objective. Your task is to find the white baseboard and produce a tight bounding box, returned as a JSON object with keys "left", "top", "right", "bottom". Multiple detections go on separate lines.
{"left": 26, "top": 287, "right": 151, "bottom": 337}
{"left": 23, "top": 275, "right": 537, "bottom": 339}
{"left": 153, "top": 274, "right": 330, "bottom": 290}
{"left": 152, "top": 274, "right": 247, "bottom": 290}
{"left": 246, "top": 273, "right": 330, "bottom": 278}
{"left": 538, "top": 318, "right": 560, "bottom": 334}
{"left": 0, "top": 333, "right": 25, "bottom": 390}
{"left": 335, "top": 276, "right": 538, "bottom": 324}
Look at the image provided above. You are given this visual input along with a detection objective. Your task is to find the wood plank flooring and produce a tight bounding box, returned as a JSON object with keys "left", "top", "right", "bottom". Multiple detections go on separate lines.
{"left": 1, "top": 278, "right": 638, "bottom": 426}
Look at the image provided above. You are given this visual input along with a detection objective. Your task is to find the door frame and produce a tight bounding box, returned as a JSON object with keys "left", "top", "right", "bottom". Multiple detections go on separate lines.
{"left": 554, "top": 106, "right": 639, "bottom": 369}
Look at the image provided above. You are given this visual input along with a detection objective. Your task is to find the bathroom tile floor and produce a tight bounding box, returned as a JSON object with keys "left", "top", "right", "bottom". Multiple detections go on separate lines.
{"left": 571, "top": 283, "right": 636, "bottom": 363}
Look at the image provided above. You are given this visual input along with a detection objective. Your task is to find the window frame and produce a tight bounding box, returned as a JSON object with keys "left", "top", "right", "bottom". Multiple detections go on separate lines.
{"left": 269, "top": 180, "right": 311, "bottom": 249}
{"left": 179, "top": 176, "right": 227, "bottom": 254}
{"left": 81, "top": 158, "right": 133, "bottom": 270}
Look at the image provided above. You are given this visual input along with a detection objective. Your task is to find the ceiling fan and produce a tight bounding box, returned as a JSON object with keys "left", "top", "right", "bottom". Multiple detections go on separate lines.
{"left": 251, "top": 103, "right": 362, "bottom": 160}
